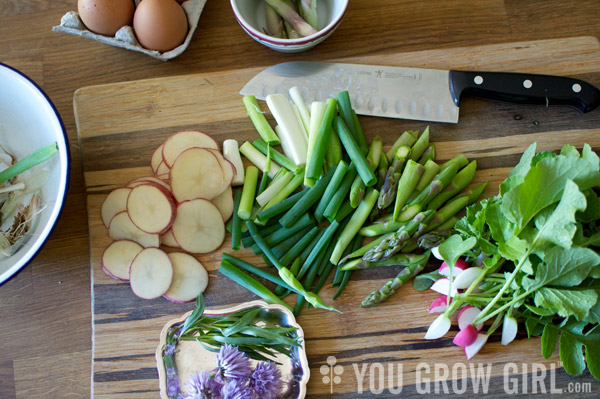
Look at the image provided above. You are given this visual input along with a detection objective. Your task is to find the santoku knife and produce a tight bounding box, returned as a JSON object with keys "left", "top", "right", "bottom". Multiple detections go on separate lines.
{"left": 240, "top": 61, "right": 600, "bottom": 123}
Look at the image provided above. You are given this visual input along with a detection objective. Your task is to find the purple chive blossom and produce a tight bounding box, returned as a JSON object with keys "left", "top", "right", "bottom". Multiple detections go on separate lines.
{"left": 164, "top": 344, "right": 177, "bottom": 357}
{"left": 182, "top": 370, "right": 222, "bottom": 399}
{"left": 166, "top": 368, "right": 181, "bottom": 397}
{"left": 215, "top": 344, "right": 252, "bottom": 382}
{"left": 249, "top": 361, "right": 283, "bottom": 399}
{"left": 220, "top": 380, "right": 253, "bottom": 399}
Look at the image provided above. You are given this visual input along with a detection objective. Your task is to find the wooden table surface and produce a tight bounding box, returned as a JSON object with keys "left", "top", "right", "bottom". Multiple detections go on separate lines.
{"left": 1, "top": 1, "right": 600, "bottom": 398}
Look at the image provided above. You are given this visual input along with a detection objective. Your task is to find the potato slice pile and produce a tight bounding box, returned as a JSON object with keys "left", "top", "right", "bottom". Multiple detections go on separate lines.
{"left": 100, "top": 130, "right": 235, "bottom": 302}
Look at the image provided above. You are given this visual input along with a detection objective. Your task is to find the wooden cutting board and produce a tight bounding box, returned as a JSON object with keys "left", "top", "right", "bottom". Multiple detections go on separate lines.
{"left": 75, "top": 36, "right": 600, "bottom": 398}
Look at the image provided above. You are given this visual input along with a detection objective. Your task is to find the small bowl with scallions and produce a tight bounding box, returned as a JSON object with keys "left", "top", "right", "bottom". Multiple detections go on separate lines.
{"left": 0, "top": 63, "right": 70, "bottom": 285}
{"left": 230, "top": 0, "right": 348, "bottom": 53}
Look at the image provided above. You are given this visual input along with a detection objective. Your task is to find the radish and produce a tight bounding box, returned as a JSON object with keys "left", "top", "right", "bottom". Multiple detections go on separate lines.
{"left": 428, "top": 296, "right": 452, "bottom": 313}
{"left": 453, "top": 324, "right": 479, "bottom": 347}
{"left": 424, "top": 314, "right": 451, "bottom": 339}
{"left": 108, "top": 211, "right": 160, "bottom": 248}
{"left": 501, "top": 314, "right": 518, "bottom": 346}
{"left": 160, "top": 229, "right": 180, "bottom": 248}
{"left": 169, "top": 147, "right": 227, "bottom": 202}
{"left": 126, "top": 183, "right": 176, "bottom": 234}
{"left": 171, "top": 199, "right": 225, "bottom": 254}
{"left": 129, "top": 248, "right": 173, "bottom": 300}
{"left": 458, "top": 305, "right": 484, "bottom": 331}
{"left": 163, "top": 252, "right": 209, "bottom": 303}
{"left": 223, "top": 139, "right": 245, "bottom": 185}
{"left": 431, "top": 246, "right": 443, "bottom": 260}
{"left": 211, "top": 186, "right": 234, "bottom": 222}
{"left": 430, "top": 278, "right": 458, "bottom": 297}
{"left": 438, "top": 258, "right": 468, "bottom": 277}
{"left": 101, "top": 187, "right": 132, "bottom": 227}
{"left": 150, "top": 144, "right": 164, "bottom": 174}
{"left": 453, "top": 266, "right": 484, "bottom": 289}
{"left": 126, "top": 176, "right": 171, "bottom": 192}
{"left": 464, "top": 333, "right": 488, "bottom": 359}
{"left": 101, "top": 239, "right": 143, "bottom": 281}
{"left": 162, "top": 130, "right": 218, "bottom": 167}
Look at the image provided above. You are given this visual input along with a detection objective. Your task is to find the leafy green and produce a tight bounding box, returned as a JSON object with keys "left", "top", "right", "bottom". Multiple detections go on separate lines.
{"left": 439, "top": 143, "right": 600, "bottom": 379}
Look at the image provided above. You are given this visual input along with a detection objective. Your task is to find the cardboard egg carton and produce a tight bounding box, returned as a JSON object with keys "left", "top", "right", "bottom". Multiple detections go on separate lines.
{"left": 52, "top": 0, "right": 207, "bottom": 61}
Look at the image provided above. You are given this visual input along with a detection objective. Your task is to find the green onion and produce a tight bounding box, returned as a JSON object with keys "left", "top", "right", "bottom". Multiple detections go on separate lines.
{"left": 304, "top": 101, "right": 327, "bottom": 186}
{"left": 323, "top": 163, "right": 358, "bottom": 220}
{"left": 0, "top": 142, "right": 58, "bottom": 185}
{"left": 272, "top": 225, "right": 314, "bottom": 259}
{"left": 297, "top": 220, "right": 340, "bottom": 280}
{"left": 266, "top": 93, "right": 308, "bottom": 166}
{"left": 259, "top": 171, "right": 305, "bottom": 219}
{"left": 231, "top": 189, "right": 243, "bottom": 250}
{"left": 305, "top": 97, "right": 337, "bottom": 181}
{"left": 257, "top": 144, "right": 272, "bottom": 195}
{"left": 256, "top": 168, "right": 291, "bottom": 206}
{"left": 252, "top": 138, "right": 302, "bottom": 173}
{"left": 279, "top": 225, "right": 320, "bottom": 267}
{"left": 242, "top": 95, "right": 280, "bottom": 145}
{"left": 238, "top": 165, "right": 259, "bottom": 220}
{"left": 251, "top": 213, "right": 314, "bottom": 254}
{"left": 289, "top": 86, "right": 311, "bottom": 134}
{"left": 314, "top": 160, "right": 348, "bottom": 222}
{"left": 221, "top": 253, "right": 294, "bottom": 292}
{"left": 219, "top": 260, "right": 291, "bottom": 310}
{"left": 256, "top": 186, "right": 309, "bottom": 223}
{"left": 336, "top": 91, "right": 364, "bottom": 154}
{"left": 240, "top": 141, "right": 281, "bottom": 178}
{"left": 334, "top": 116, "right": 376, "bottom": 187}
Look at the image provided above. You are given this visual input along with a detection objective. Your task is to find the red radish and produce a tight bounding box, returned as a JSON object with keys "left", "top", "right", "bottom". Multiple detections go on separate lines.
{"left": 126, "top": 176, "right": 171, "bottom": 192}
{"left": 169, "top": 147, "right": 227, "bottom": 202}
{"left": 431, "top": 246, "right": 443, "bottom": 260}
{"left": 154, "top": 161, "right": 170, "bottom": 177}
{"left": 151, "top": 144, "right": 164, "bottom": 174}
{"left": 428, "top": 296, "right": 452, "bottom": 313}
{"left": 212, "top": 186, "right": 234, "bottom": 222}
{"left": 101, "top": 187, "right": 132, "bottom": 227}
{"left": 453, "top": 266, "right": 484, "bottom": 289}
{"left": 108, "top": 211, "right": 160, "bottom": 248}
{"left": 458, "top": 305, "right": 484, "bottom": 331}
{"left": 424, "top": 314, "right": 451, "bottom": 339}
{"left": 465, "top": 333, "right": 488, "bottom": 359}
{"left": 163, "top": 252, "right": 209, "bottom": 303}
{"left": 430, "top": 278, "right": 458, "bottom": 297}
{"left": 162, "top": 130, "right": 218, "bottom": 167}
{"left": 453, "top": 324, "right": 479, "bottom": 347}
{"left": 501, "top": 314, "right": 518, "bottom": 346}
{"left": 171, "top": 199, "right": 225, "bottom": 254}
{"left": 129, "top": 248, "right": 173, "bottom": 300}
{"left": 438, "top": 258, "right": 468, "bottom": 277}
{"left": 126, "top": 183, "right": 176, "bottom": 234}
{"left": 101, "top": 239, "right": 143, "bottom": 281}
{"left": 160, "top": 229, "right": 180, "bottom": 248}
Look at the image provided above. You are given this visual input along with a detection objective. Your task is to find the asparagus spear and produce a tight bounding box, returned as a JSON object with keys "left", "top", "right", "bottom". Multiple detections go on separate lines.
{"left": 408, "top": 126, "right": 430, "bottom": 162}
{"left": 265, "top": 0, "right": 318, "bottom": 37}
{"left": 360, "top": 251, "right": 431, "bottom": 307}
{"left": 362, "top": 210, "right": 435, "bottom": 262}
{"left": 424, "top": 181, "right": 488, "bottom": 230}
{"left": 414, "top": 159, "right": 440, "bottom": 193}
{"left": 392, "top": 160, "right": 424, "bottom": 221}
{"left": 350, "top": 136, "right": 382, "bottom": 207}
{"left": 377, "top": 145, "right": 411, "bottom": 209}
{"left": 426, "top": 160, "right": 477, "bottom": 210}
{"left": 341, "top": 252, "right": 428, "bottom": 271}
{"left": 418, "top": 143, "right": 436, "bottom": 165}
{"left": 385, "top": 130, "right": 418, "bottom": 162}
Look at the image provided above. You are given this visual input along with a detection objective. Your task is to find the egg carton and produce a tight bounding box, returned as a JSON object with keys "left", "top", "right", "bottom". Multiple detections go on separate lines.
{"left": 52, "top": 0, "right": 207, "bottom": 61}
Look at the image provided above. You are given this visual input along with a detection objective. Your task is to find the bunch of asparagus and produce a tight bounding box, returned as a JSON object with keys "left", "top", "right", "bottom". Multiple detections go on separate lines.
{"left": 264, "top": 0, "right": 319, "bottom": 38}
{"left": 337, "top": 128, "right": 488, "bottom": 307}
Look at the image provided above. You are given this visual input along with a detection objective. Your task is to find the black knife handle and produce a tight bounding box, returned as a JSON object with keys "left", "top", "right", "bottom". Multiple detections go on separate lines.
{"left": 449, "top": 70, "right": 600, "bottom": 113}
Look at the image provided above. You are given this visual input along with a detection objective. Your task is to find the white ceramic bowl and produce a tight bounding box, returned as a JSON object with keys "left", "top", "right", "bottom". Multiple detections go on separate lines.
{"left": 0, "top": 63, "right": 70, "bottom": 285}
{"left": 231, "top": 0, "right": 348, "bottom": 53}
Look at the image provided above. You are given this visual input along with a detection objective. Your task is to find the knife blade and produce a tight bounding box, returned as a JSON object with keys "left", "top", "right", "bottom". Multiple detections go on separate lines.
{"left": 240, "top": 61, "right": 600, "bottom": 123}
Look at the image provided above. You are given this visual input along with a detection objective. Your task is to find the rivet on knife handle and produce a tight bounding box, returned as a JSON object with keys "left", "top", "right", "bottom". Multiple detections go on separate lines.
{"left": 449, "top": 70, "right": 600, "bottom": 113}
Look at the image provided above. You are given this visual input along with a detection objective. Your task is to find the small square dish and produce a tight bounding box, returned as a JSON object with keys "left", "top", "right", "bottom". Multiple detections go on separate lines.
{"left": 52, "top": 0, "right": 207, "bottom": 61}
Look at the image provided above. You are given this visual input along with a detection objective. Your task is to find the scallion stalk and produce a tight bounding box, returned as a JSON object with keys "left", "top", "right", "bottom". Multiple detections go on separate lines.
{"left": 231, "top": 189, "right": 243, "bottom": 250}
{"left": 256, "top": 186, "right": 308, "bottom": 223}
{"left": 221, "top": 253, "right": 294, "bottom": 291}
{"left": 314, "top": 160, "right": 348, "bottom": 222}
{"left": 242, "top": 95, "right": 280, "bottom": 145}
{"left": 239, "top": 141, "right": 281, "bottom": 178}
{"left": 238, "top": 165, "right": 259, "bottom": 220}
{"left": 304, "top": 100, "right": 327, "bottom": 186}
{"left": 252, "top": 138, "right": 302, "bottom": 173}
{"left": 289, "top": 86, "right": 311, "bottom": 135}
{"left": 322, "top": 164, "right": 358, "bottom": 220}
{"left": 256, "top": 168, "right": 292, "bottom": 206}
{"left": 305, "top": 97, "right": 337, "bottom": 181}
{"left": 279, "top": 225, "right": 320, "bottom": 267}
{"left": 266, "top": 93, "right": 308, "bottom": 166}
{"left": 0, "top": 142, "right": 58, "bottom": 185}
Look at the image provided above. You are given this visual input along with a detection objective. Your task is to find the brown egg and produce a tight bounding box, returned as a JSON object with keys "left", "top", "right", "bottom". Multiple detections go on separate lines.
{"left": 133, "top": 0, "right": 189, "bottom": 52}
{"left": 78, "top": 0, "right": 135, "bottom": 36}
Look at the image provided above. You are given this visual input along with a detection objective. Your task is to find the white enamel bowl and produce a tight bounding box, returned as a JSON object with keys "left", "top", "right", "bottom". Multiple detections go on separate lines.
{"left": 0, "top": 63, "right": 70, "bottom": 285}
{"left": 230, "top": 0, "right": 348, "bottom": 53}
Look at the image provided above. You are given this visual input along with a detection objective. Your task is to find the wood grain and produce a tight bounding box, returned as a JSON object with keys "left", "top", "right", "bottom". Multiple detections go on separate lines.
{"left": 74, "top": 37, "right": 600, "bottom": 398}
{"left": 2, "top": 1, "right": 600, "bottom": 398}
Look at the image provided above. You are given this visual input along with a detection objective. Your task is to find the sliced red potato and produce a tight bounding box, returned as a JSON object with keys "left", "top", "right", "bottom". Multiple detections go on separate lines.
{"left": 171, "top": 199, "right": 225, "bottom": 253}
{"left": 160, "top": 229, "right": 180, "bottom": 248}
{"left": 101, "top": 239, "right": 143, "bottom": 281}
{"left": 169, "top": 148, "right": 228, "bottom": 202}
{"left": 207, "top": 148, "right": 235, "bottom": 187}
{"left": 212, "top": 186, "right": 234, "bottom": 222}
{"left": 101, "top": 187, "right": 132, "bottom": 228}
{"left": 126, "top": 183, "right": 176, "bottom": 234}
{"left": 151, "top": 144, "right": 164, "bottom": 174}
{"left": 162, "top": 130, "right": 218, "bottom": 167}
{"left": 108, "top": 211, "right": 160, "bottom": 248}
{"left": 126, "top": 176, "right": 171, "bottom": 192}
{"left": 154, "top": 161, "right": 170, "bottom": 177}
{"left": 163, "top": 252, "right": 209, "bottom": 303}
{"left": 129, "top": 247, "right": 173, "bottom": 300}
